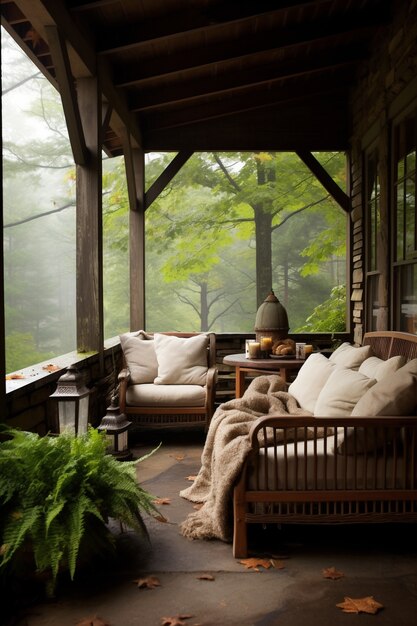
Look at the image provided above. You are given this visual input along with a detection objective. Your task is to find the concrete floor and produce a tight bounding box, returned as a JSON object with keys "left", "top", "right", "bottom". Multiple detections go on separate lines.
{"left": 6, "top": 430, "right": 417, "bottom": 626}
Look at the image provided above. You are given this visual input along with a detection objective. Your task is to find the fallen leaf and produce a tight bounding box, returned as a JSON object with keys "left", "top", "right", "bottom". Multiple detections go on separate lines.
{"left": 197, "top": 574, "right": 215, "bottom": 580}
{"left": 170, "top": 454, "right": 186, "bottom": 462}
{"left": 238, "top": 558, "right": 272, "bottom": 571}
{"left": 193, "top": 503, "right": 204, "bottom": 510}
{"left": 271, "top": 559, "right": 286, "bottom": 569}
{"left": 186, "top": 475, "right": 198, "bottom": 481}
{"left": 161, "top": 615, "right": 194, "bottom": 626}
{"left": 336, "top": 596, "right": 384, "bottom": 614}
{"left": 155, "top": 514, "right": 169, "bottom": 523}
{"left": 42, "top": 363, "right": 60, "bottom": 372}
{"left": 76, "top": 617, "right": 111, "bottom": 626}
{"left": 323, "top": 566, "right": 344, "bottom": 580}
{"left": 153, "top": 497, "right": 171, "bottom": 505}
{"left": 133, "top": 575, "right": 161, "bottom": 589}
{"left": 5, "top": 373, "right": 25, "bottom": 380}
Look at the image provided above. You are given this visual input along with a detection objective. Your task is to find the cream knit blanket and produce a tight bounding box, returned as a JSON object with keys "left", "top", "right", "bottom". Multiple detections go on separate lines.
{"left": 180, "top": 375, "right": 312, "bottom": 543}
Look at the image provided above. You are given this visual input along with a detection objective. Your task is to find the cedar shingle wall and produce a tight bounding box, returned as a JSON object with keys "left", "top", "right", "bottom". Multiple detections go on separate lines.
{"left": 348, "top": 0, "right": 417, "bottom": 343}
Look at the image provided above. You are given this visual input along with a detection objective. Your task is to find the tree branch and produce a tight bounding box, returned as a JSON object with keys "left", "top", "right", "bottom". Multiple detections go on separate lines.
{"left": 4, "top": 201, "right": 75, "bottom": 228}
{"left": 213, "top": 153, "right": 241, "bottom": 193}
{"left": 2, "top": 72, "right": 42, "bottom": 95}
{"left": 272, "top": 195, "right": 330, "bottom": 231}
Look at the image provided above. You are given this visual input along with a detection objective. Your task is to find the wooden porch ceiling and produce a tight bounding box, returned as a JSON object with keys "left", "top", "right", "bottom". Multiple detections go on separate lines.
{"left": 1, "top": 0, "right": 394, "bottom": 154}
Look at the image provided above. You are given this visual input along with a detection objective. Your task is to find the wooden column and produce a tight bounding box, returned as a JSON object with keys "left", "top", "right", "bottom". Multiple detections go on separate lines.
{"left": 123, "top": 138, "right": 145, "bottom": 330}
{"left": 76, "top": 77, "right": 104, "bottom": 360}
{"left": 376, "top": 127, "right": 389, "bottom": 330}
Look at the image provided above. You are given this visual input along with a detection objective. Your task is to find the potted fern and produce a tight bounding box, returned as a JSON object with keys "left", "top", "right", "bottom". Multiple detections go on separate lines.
{"left": 0, "top": 426, "right": 161, "bottom": 598}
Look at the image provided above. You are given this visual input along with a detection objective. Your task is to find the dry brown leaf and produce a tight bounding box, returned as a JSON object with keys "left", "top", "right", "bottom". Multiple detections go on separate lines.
{"left": 336, "top": 596, "right": 384, "bottom": 614}
{"left": 171, "top": 453, "right": 186, "bottom": 462}
{"left": 186, "top": 475, "right": 198, "bottom": 481}
{"left": 76, "top": 617, "right": 111, "bottom": 626}
{"left": 5, "top": 373, "right": 25, "bottom": 380}
{"left": 323, "top": 566, "right": 344, "bottom": 580}
{"left": 193, "top": 503, "right": 204, "bottom": 510}
{"left": 153, "top": 497, "right": 171, "bottom": 505}
{"left": 161, "top": 615, "right": 194, "bottom": 626}
{"left": 42, "top": 363, "right": 60, "bottom": 372}
{"left": 197, "top": 574, "right": 215, "bottom": 580}
{"left": 271, "top": 559, "right": 286, "bottom": 569}
{"left": 238, "top": 558, "right": 272, "bottom": 571}
{"left": 133, "top": 575, "right": 161, "bottom": 589}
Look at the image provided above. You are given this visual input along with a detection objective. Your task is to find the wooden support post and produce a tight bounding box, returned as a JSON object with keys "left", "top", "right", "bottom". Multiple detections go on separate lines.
{"left": 76, "top": 77, "right": 104, "bottom": 365}
{"left": 123, "top": 140, "right": 145, "bottom": 330}
{"left": 145, "top": 150, "right": 193, "bottom": 209}
{"left": 296, "top": 150, "right": 351, "bottom": 213}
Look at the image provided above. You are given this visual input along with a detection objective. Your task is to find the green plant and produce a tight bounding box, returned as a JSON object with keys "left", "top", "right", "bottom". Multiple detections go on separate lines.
{"left": 0, "top": 426, "right": 160, "bottom": 597}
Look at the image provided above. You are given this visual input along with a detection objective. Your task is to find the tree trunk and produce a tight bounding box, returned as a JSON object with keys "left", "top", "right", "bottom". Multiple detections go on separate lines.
{"left": 254, "top": 156, "right": 275, "bottom": 307}
{"left": 200, "top": 281, "right": 209, "bottom": 331}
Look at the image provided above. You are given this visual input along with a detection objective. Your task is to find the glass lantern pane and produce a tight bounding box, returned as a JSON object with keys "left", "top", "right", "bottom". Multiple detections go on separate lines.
{"left": 77, "top": 396, "right": 89, "bottom": 434}
{"left": 117, "top": 430, "right": 128, "bottom": 452}
{"left": 58, "top": 401, "right": 76, "bottom": 434}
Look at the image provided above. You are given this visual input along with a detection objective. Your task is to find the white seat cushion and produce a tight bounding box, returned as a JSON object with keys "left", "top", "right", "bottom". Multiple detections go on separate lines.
{"left": 288, "top": 353, "right": 335, "bottom": 413}
{"left": 154, "top": 333, "right": 209, "bottom": 385}
{"left": 126, "top": 383, "right": 206, "bottom": 407}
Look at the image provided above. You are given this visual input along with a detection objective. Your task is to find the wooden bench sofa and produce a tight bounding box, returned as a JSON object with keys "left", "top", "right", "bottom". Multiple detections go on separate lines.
{"left": 233, "top": 331, "right": 417, "bottom": 557}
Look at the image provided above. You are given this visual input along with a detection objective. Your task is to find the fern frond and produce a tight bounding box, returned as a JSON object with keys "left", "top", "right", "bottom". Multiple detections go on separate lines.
{"left": 0, "top": 506, "right": 42, "bottom": 566}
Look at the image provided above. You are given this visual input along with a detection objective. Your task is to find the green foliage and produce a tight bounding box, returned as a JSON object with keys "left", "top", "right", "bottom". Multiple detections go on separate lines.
{"left": 5, "top": 331, "right": 54, "bottom": 373}
{"left": 0, "top": 426, "right": 160, "bottom": 596}
{"left": 294, "top": 285, "right": 347, "bottom": 332}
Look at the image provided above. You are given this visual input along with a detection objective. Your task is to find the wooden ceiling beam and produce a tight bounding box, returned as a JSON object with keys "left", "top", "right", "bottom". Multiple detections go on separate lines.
{"left": 141, "top": 79, "right": 349, "bottom": 132}
{"left": 13, "top": 0, "right": 143, "bottom": 148}
{"left": 98, "top": 0, "right": 337, "bottom": 55}
{"left": 129, "top": 45, "right": 365, "bottom": 112}
{"left": 115, "top": 23, "right": 377, "bottom": 88}
{"left": 98, "top": 1, "right": 387, "bottom": 57}
{"left": 131, "top": 61, "right": 356, "bottom": 113}
{"left": 44, "top": 24, "right": 88, "bottom": 165}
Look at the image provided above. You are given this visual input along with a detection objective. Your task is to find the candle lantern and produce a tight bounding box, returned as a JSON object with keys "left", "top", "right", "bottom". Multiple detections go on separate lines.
{"left": 254, "top": 289, "right": 289, "bottom": 345}
{"left": 98, "top": 397, "right": 132, "bottom": 461}
{"left": 50, "top": 365, "right": 90, "bottom": 435}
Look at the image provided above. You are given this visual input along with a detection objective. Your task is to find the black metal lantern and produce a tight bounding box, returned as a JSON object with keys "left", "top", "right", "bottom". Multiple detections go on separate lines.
{"left": 98, "top": 398, "right": 132, "bottom": 461}
{"left": 50, "top": 365, "right": 90, "bottom": 435}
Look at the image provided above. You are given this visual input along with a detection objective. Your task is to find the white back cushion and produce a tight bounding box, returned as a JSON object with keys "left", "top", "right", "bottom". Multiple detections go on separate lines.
{"left": 288, "top": 353, "right": 335, "bottom": 413}
{"left": 120, "top": 330, "right": 158, "bottom": 384}
{"left": 314, "top": 368, "right": 376, "bottom": 417}
{"left": 352, "top": 358, "right": 417, "bottom": 417}
{"left": 154, "top": 333, "right": 209, "bottom": 385}
{"left": 329, "top": 342, "right": 371, "bottom": 370}
{"left": 358, "top": 355, "right": 406, "bottom": 381}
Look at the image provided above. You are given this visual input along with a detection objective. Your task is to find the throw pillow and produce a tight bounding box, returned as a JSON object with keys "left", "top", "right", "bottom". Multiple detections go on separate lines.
{"left": 288, "top": 353, "right": 335, "bottom": 413}
{"left": 154, "top": 333, "right": 209, "bottom": 385}
{"left": 119, "top": 330, "right": 158, "bottom": 384}
{"left": 329, "top": 342, "right": 371, "bottom": 370}
{"left": 314, "top": 368, "right": 376, "bottom": 417}
{"left": 358, "top": 355, "right": 406, "bottom": 381}
{"left": 352, "top": 358, "right": 417, "bottom": 417}
{"left": 340, "top": 358, "right": 417, "bottom": 455}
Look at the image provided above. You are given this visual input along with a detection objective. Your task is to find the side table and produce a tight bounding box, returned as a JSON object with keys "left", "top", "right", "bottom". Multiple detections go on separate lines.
{"left": 223, "top": 353, "right": 304, "bottom": 398}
